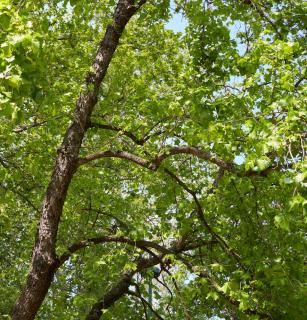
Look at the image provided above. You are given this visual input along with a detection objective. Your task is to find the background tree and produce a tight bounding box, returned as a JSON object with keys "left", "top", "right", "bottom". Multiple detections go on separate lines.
{"left": 0, "top": 0, "right": 306, "bottom": 319}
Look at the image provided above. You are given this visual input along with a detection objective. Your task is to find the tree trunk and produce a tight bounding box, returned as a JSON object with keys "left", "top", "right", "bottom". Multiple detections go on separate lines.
{"left": 12, "top": 1, "right": 144, "bottom": 319}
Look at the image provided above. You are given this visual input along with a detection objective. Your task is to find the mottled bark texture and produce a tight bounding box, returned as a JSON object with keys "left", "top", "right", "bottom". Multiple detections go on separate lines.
{"left": 12, "top": 1, "right": 145, "bottom": 319}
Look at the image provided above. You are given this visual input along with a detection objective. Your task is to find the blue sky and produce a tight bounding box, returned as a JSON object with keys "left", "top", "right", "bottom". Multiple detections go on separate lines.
{"left": 165, "top": 7, "right": 187, "bottom": 33}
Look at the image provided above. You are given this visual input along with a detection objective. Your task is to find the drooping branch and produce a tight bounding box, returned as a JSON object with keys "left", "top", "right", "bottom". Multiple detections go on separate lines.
{"left": 12, "top": 1, "right": 146, "bottom": 319}
{"left": 164, "top": 168, "right": 221, "bottom": 238}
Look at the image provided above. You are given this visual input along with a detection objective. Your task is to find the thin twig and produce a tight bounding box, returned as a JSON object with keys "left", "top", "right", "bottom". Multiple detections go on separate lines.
{"left": 128, "top": 289, "right": 164, "bottom": 320}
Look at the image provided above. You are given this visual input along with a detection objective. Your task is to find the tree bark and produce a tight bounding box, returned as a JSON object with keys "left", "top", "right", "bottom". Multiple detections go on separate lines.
{"left": 12, "top": 1, "right": 145, "bottom": 319}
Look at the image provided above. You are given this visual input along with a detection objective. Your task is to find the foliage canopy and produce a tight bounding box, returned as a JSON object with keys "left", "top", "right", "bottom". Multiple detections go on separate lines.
{"left": 0, "top": 0, "right": 306, "bottom": 319}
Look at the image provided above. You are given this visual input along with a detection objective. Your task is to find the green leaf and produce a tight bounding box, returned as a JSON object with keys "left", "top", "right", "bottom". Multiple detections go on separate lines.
{"left": 0, "top": 12, "right": 11, "bottom": 30}
{"left": 123, "top": 262, "right": 137, "bottom": 271}
{"left": 274, "top": 215, "right": 290, "bottom": 231}
{"left": 206, "top": 291, "right": 219, "bottom": 301}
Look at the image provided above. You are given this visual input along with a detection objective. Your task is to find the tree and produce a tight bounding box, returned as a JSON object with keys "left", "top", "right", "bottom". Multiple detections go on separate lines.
{"left": 0, "top": 0, "right": 305, "bottom": 319}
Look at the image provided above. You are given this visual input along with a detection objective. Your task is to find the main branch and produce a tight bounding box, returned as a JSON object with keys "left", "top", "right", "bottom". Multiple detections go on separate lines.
{"left": 78, "top": 146, "right": 287, "bottom": 177}
{"left": 57, "top": 235, "right": 173, "bottom": 266}
{"left": 78, "top": 146, "right": 235, "bottom": 172}
{"left": 12, "top": 1, "right": 146, "bottom": 319}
